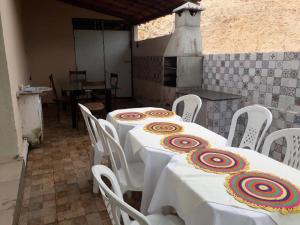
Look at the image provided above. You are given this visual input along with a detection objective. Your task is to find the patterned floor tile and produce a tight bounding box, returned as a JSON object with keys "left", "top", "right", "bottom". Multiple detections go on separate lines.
{"left": 18, "top": 100, "right": 141, "bottom": 225}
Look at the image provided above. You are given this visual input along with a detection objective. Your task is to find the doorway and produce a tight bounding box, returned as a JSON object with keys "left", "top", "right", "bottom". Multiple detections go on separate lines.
{"left": 73, "top": 19, "right": 132, "bottom": 97}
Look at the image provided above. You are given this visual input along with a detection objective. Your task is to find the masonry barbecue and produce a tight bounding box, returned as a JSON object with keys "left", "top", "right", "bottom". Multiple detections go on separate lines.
{"left": 163, "top": 2, "right": 204, "bottom": 88}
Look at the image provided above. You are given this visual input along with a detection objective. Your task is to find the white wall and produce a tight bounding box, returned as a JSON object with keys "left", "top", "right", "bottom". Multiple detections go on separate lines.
{"left": 133, "top": 35, "right": 170, "bottom": 56}
{"left": 21, "top": 0, "right": 119, "bottom": 101}
{"left": 132, "top": 35, "right": 170, "bottom": 102}
{"left": 0, "top": 0, "right": 29, "bottom": 156}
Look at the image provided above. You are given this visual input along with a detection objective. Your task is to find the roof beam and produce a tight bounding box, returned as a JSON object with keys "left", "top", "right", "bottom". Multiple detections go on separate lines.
{"left": 133, "top": 2, "right": 183, "bottom": 25}
{"left": 95, "top": 0, "right": 157, "bottom": 14}
{"left": 58, "top": 0, "right": 199, "bottom": 24}
{"left": 59, "top": 0, "right": 135, "bottom": 22}
{"left": 91, "top": 0, "right": 153, "bottom": 20}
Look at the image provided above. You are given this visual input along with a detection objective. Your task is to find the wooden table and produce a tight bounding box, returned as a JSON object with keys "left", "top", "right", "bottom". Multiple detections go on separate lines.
{"left": 62, "top": 84, "right": 112, "bottom": 128}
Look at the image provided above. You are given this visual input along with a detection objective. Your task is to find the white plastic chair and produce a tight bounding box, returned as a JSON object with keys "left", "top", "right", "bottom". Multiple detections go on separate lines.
{"left": 79, "top": 103, "right": 104, "bottom": 193}
{"left": 97, "top": 118, "right": 120, "bottom": 145}
{"left": 91, "top": 117, "right": 144, "bottom": 193}
{"left": 92, "top": 165, "right": 184, "bottom": 225}
{"left": 262, "top": 128, "right": 300, "bottom": 169}
{"left": 227, "top": 104, "right": 272, "bottom": 151}
{"left": 172, "top": 94, "right": 202, "bottom": 122}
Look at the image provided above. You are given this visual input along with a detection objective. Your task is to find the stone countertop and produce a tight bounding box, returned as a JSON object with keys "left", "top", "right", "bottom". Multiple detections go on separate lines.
{"left": 17, "top": 87, "right": 52, "bottom": 96}
{"left": 177, "top": 88, "right": 242, "bottom": 101}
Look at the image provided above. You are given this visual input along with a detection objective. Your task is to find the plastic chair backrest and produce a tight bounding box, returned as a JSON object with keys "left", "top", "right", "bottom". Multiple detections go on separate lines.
{"left": 90, "top": 118, "right": 133, "bottom": 190}
{"left": 92, "top": 165, "right": 150, "bottom": 225}
{"left": 110, "top": 73, "right": 118, "bottom": 88}
{"left": 262, "top": 128, "right": 300, "bottom": 169}
{"left": 78, "top": 104, "right": 100, "bottom": 149}
{"left": 69, "top": 70, "right": 86, "bottom": 81}
{"left": 97, "top": 119, "right": 120, "bottom": 149}
{"left": 172, "top": 94, "right": 202, "bottom": 122}
{"left": 227, "top": 104, "right": 272, "bottom": 151}
{"left": 110, "top": 73, "right": 119, "bottom": 97}
{"left": 49, "top": 74, "right": 59, "bottom": 100}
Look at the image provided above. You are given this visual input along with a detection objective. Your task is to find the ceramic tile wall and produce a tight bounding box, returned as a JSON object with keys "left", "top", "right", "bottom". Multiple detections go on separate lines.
{"left": 132, "top": 53, "right": 300, "bottom": 160}
{"left": 206, "top": 99, "right": 244, "bottom": 137}
{"left": 133, "top": 56, "right": 163, "bottom": 83}
{"left": 203, "top": 52, "right": 300, "bottom": 111}
{"left": 203, "top": 52, "right": 300, "bottom": 161}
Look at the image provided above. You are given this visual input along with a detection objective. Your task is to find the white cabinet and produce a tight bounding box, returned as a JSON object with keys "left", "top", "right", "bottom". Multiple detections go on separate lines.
{"left": 18, "top": 93, "right": 43, "bottom": 146}
{"left": 74, "top": 29, "right": 132, "bottom": 97}
{"left": 17, "top": 87, "right": 51, "bottom": 147}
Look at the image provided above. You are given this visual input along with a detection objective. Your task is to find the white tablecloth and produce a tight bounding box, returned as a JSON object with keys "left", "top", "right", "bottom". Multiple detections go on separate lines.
{"left": 149, "top": 147, "right": 300, "bottom": 225}
{"left": 107, "top": 107, "right": 182, "bottom": 146}
{"left": 124, "top": 122, "right": 227, "bottom": 213}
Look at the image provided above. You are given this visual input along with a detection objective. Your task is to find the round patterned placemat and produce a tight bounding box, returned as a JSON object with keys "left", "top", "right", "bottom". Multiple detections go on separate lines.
{"left": 187, "top": 148, "right": 249, "bottom": 174}
{"left": 225, "top": 171, "right": 300, "bottom": 215}
{"left": 145, "top": 109, "right": 175, "bottom": 118}
{"left": 114, "top": 112, "right": 146, "bottom": 121}
{"left": 144, "top": 122, "right": 183, "bottom": 135}
{"left": 161, "top": 134, "right": 209, "bottom": 153}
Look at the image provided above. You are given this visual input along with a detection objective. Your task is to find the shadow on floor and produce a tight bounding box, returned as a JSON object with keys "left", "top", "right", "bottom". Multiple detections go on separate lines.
{"left": 18, "top": 99, "right": 142, "bottom": 225}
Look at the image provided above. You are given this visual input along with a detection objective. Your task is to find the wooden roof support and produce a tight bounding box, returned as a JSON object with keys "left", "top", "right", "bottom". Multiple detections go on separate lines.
{"left": 60, "top": 0, "right": 134, "bottom": 22}
{"left": 59, "top": 0, "right": 199, "bottom": 25}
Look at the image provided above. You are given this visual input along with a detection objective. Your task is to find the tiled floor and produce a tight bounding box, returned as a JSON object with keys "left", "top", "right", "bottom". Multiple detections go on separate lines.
{"left": 18, "top": 100, "right": 140, "bottom": 225}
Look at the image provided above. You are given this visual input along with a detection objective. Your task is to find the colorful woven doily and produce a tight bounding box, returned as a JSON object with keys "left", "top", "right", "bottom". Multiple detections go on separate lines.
{"left": 225, "top": 171, "right": 300, "bottom": 215}
{"left": 161, "top": 134, "right": 209, "bottom": 153}
{"left": 144, "top": 122, "right": 183, "bottom": 135}
{"left": 114, "top": 112, "right": 146, "bottom": 121}
{"left": 145, "top": 109, "right": 175, "bottom": 118}
{"left": 187, "top": 148, "right": 249, "bottom": 174}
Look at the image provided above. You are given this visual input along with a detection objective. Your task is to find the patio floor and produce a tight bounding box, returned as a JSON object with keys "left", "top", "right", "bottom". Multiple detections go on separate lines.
{"left": 18, "top": 99, "right": 140, "bottom": 225}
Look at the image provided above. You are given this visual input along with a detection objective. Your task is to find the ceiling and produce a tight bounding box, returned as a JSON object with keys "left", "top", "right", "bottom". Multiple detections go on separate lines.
{"left": 59, "top": 0, "right": 197, "bottom": 25}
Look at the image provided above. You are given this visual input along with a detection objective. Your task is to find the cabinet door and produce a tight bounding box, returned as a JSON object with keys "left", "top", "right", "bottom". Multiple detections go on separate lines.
{"left": 104, "top": 30, "right": 132, "bottom": 97}
{"left": 74, "top": 29, "right": 132, "bottom": 97}
{"left": 74, "top": 30, "right": 105, "bottom": 81}
{"left": 19, "top": 95, "right": 42, "bottom": 146}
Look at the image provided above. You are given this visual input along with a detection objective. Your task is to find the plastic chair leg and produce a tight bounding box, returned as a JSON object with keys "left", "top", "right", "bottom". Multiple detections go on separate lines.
{"left": 92, "top": 150, "right": 103, "bottom": 193}
{"left": 93, "top": 177, "right": 99, "bottom": 193}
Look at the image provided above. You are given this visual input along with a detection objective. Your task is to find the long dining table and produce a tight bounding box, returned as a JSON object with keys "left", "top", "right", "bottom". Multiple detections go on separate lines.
{"left": 148, "top": 147, "right": 300, "bottom": 225}
{"left": 106, "top": 107, "right": 182, "bottom": 146}
{"left": 107, "top": 107, "right": 300, "bottom": 225}
{"left": 123, "top": 121, "right": 227, "bottom": 213}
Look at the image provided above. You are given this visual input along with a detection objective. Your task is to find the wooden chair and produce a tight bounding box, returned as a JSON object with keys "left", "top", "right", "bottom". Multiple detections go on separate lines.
{"left": 69, "top": 70, "right": 87, "bottom": 83}
{"left": 49, "top": 74, "right": 70, "bottom": 121}
{"left": 82, "top": 80, "right": 105, "bottom": 98}
{"left": 83, "top": 80, "right": 106, "bottom": 88}
{"left": 81, "top": 80, "right": 106, "bottom": 113}
{"left": 75, "top": 81, "right": 106, "bottom": 128}
{"left": 110, "top": 73, "right": 119, "bottom": 97}
{"left": 69, "top": 70, "right": 104, "bottom": 110}
{"left": 82, "top": 102, "right": 105, "bottom": 113}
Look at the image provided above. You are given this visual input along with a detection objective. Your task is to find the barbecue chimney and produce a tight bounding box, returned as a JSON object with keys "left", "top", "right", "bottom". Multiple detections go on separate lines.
{"left": 164, "top": 2, "right": 203, "bottom": 57}
{"left": 163, "top": 2, "right": 204, "bottom": 89}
